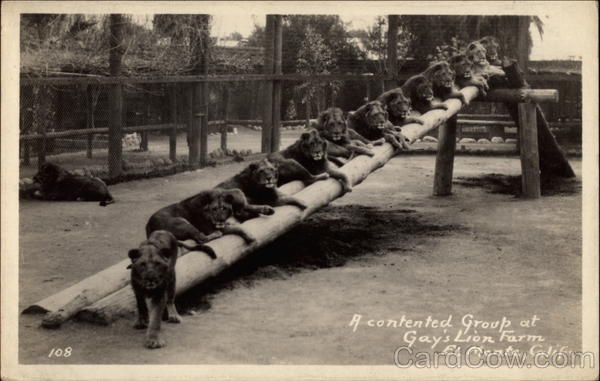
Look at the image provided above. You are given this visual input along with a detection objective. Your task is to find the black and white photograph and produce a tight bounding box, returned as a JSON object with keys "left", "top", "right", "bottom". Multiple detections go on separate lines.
{"left": 1, "top": 1, "right": 598, "bottom": 380}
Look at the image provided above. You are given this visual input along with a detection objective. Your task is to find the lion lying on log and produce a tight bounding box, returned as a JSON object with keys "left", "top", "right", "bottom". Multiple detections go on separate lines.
{"left": 216, "top": 158, "right": 307, "bottom": 221}
{"left": 268, "top": 129, "right": 352, "bottom": 193}
{"left": 376, "top": 88, "right": 425, "bottom": 127}
{"left": 146, "top": 188, "right": 275, "bottom": 258}
{"left": 315, "top": 107, "right": 377, "bottom": 165}
{"left": 347, "top": 100, "right": 410, "bottom": 151}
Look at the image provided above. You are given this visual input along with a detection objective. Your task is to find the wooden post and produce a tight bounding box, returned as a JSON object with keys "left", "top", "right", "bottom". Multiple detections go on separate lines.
{"left": 516, "top": 16, "right": 530, "bottom": 69}
{"left": 200, "top": 36, "right": 209, "bottom": 168}
{"left": 271, "top": 15, "right": 283, "bottom": 152}
{"left": 139, "top": 86, "right": 149, "bottom": 151}
{"left": 169, "top": 84, "right": 177, "bottom": 161}
{"left": 304, "top": 102, "right": 311, "bottom": 129}
{"left": 85, "top": 85, "right": 94, "bottom": 158}
{"left": 108, "top": 14, "right": 125, "bottom": 178}
{"left": 190, "top": 83, "right": 201, "bottom": 167}
{"left": 22, "top": 85, "right": 32, "bottom": 166}
{"left": 386, "top": 15, "right": 399, "bottom": 90}
{"left": 221, "top": 87, "right": 229, "bottom": 151}
{"left": 518, "top": 102, "right": 541, "bottom": 198}
{"left": 36, "top": 86, "right": 47, "bottom": 170}
{"left": 261, "top": 15, "right": 275, "bottom": 153}
{"left": 433, "top": 115, "right": 458, "bottom": 196}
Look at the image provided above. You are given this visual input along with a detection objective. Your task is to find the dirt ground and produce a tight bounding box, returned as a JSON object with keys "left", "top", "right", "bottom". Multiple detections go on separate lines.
{"left": 18, "top": 154, "right": 581, "bottom": 364}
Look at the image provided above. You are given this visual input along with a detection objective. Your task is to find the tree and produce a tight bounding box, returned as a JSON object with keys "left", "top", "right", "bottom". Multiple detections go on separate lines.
{"left": 226, "top": 31, "right": 243, "bottom": 41}
{"left": 243, "top": 23, "right": 265, "bottom": 47}
{"left": 399, "top": 15, "right": 543, "bottom": 67}
{"left": 295, "top": 26, "right": 340, "bottom": 119}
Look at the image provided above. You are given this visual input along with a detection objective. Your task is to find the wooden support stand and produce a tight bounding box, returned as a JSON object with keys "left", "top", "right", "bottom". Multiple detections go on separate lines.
{"left": 433, "top": 115, "right": 458, "bottom": 196}
{"left": 518, "top": 103, "right": 541, "bottom": 198}
{"left": 169, "top": 85, "right": 177, "bottom": 161}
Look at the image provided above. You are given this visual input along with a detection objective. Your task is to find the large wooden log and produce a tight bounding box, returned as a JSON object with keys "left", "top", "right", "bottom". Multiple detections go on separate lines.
{"left": 26, "top": 85, "right": 555, "bottom": 326}
{"left": 75, "top": 87, "right": 488, "bottom": 325}
{"left": 24, "top": 84, "right": 482, "bottom": 326}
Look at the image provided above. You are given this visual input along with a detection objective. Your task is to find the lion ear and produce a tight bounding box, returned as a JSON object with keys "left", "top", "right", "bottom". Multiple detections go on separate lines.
{"left": 248, "top": 163, "right": 259, "bottom": 172}
{"left": 128, "top": 249, "right": 141, "bottom": 263}
{"left": 300, "top": 132, "right": 311, "bottom": 140}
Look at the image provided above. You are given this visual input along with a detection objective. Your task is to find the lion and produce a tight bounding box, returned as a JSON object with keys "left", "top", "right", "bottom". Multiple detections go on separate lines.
{"left": 32, "top": 162, "right": 114, "bottom": 206}
{"left": 347, "top": 100, "right": 411, "bottom": 151}
{"left": 376, "top": 88, "right": 425, "bottom": 127}
{"left": 477, "top": 36, "right": 502, "bottom": 65}
{"left": 448, "top": 54, "right": 490, "bottom": 95}
{"left": 400, "top": 74, "right": 449, "bottom": 115}
{"left": 465, "top": 41, "right": 505, "bottom": 79}
{"left": 146, "top": 188, "right": 274, "bottom": 256}
{"left": 422, "top": 61, "right": 469, "bottom": 105}
{"left": 128, "top": 230, "right": 180, "bottom": 349}
{"left": 216, "top": 158, "right": 307, "bottom": 220}
{"left": 315, "top": 107, "right": 377, "bottom": 165}
{"left": 268, "top": 129, "right": 352, "bottom": 193}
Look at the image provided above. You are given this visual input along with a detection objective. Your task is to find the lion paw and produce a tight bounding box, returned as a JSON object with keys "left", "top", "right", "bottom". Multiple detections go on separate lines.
{"left": 145, "top": 337, "right": 165, "bottom": 349}
{"left": 167, "top": 314, "right": 182, "bottom": 324}
{"left": 261, "top": 206, "right": 276, "bottom": 215}
{"left": 366, "top": 143, "right": 374, "bottom": 149}
{"left": 134, "top": 320, "right": 148, "bottom": 329}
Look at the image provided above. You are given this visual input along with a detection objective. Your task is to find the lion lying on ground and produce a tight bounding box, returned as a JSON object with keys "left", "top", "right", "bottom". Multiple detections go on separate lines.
{"left": 33, "top": 162, "right": 114, "bottom": 206}
{"left": 128, "top": 230, "right": 181, "bottom": 349}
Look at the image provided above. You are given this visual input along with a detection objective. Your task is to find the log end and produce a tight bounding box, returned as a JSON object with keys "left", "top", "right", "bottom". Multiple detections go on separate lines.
{"left": 21, "top": 304, "right": 50, "bottom": 315}
{"left": 41, "top": 312, "right": 66, "bottom": 329}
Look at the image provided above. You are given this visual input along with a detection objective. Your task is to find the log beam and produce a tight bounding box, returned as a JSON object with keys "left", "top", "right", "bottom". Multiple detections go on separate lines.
{"left": 24, "top": 84, "right": 561, "bottom": 326}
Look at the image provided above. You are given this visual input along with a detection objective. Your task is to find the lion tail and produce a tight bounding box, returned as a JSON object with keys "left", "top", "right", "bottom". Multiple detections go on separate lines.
{"left": 177, "top": 241, "right": 217, "bottom": 259}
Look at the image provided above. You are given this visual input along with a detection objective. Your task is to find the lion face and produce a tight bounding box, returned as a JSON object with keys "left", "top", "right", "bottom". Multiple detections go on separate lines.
{"left": 428, "top": 62, "right": 456, "bottom": 89}
{"left": 466, "top": 42, "right": 488, "bottom": 65}
{"left": 364, "top": 101, "right": 389, "bottom": 130}
{"left": 449, "top": 54, "right": 473, "bottom": 79}
{"left": 129, "top": 247, "right": 170, "bottom": 290}
{"left": 203, "top": 196, "right": 234, "bottom": 229}
{"left": 415, "top": 80, "right": 435, "bottom": 102}
{"left": 33, "top": 162, "right": 69, "bottom": 185}
{"left": 387, "top": 92, "right": 412, "bottom": 119}
{"left": 478, "top": 36, "right": 501, "bottom": 64}
{"left": 319, "top": 108, "right": 347, "bottom": 142}
{"left": 299, "top": 129, "right": 327, "bottom": 161}
{"left": 249, "top": 159, "right": 278, "bottom": 189}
